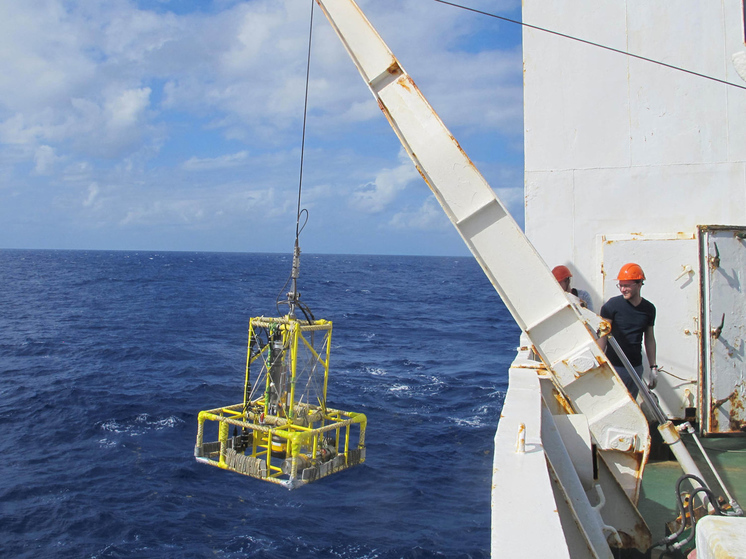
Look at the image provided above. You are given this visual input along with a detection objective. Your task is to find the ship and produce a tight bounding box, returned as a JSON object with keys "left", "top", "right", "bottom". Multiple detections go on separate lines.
{"left": 498, "top": 1, "right": 746, "bottom": 556}
{"left": 312, "top": 0, "right": 746, "bottom": 556}
{"left": 196, "top": 0, "right": 746, "bottom": 555}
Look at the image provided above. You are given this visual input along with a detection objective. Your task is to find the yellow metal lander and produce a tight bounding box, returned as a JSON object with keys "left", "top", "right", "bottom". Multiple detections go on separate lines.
{"left": 195, "top": 315, "right": 367, "bottom": 489}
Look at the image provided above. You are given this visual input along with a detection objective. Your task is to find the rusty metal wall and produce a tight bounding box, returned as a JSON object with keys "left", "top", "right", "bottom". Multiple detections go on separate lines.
{"left": 700, "top": 225, "right": 746, "bottom": 435}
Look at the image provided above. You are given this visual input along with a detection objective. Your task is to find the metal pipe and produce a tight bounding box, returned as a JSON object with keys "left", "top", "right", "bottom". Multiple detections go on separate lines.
{"left": 657, "top": 422, "right": 708, "bottom": 490}
{"left": 607, "top": 336, "right": 666, "bottom": 424}
{"left": 607, "top": 336, "right": 711, "bottom": 508}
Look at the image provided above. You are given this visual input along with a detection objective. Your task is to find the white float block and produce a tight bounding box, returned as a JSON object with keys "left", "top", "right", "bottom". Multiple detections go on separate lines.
{"left": 695, "top": 516, "right": 746, "bottom": 559}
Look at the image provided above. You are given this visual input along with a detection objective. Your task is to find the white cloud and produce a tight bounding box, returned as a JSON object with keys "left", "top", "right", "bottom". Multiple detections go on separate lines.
{"left": 115, "top": 182, "right": 292, "bottom": 228}
{"left": 1, "top": 0, "right": 522, "bottom": 153}
{"left": 60, "top": 87, "right": 152, "bottom": 157}
{"left": 422, "top": 49, "right": 523, "bottom": 135}
{"left": 120, "top": 199, "right": 206, "bottom": 226}
{"left": 341, "top": 100, "right": 380, "bottom": 123}
{"left": 106, "top": 87, "right": 151, "bottom": 131}
{"left": 0, "top": 0, "right": 525, "bottom": 254}
{"left": 0, "top": 0, "right": 97, "bottom": 112}
{"left": 183, "top": 151, "right": 249, "bottom": 171}
{"left": 83, "top": 182, "right": 100, "bottom": 207}
{"left": 388, "top": 185, "right": 524, "bottom": 232}
{"left": 33, "top": 145, "right": 63, "bottom": 175}
{"left": 302, "top": 183, "right": 332, "bottom": 202}
{"left": 349, "top": 150, "right": 419, "bottom": 213}
{"left": 0, "top": 2, "right": 160, "bottom": 159}
{"left": 389, "top": 196, "right": 451, "bottom": 231}
{"left": 62, "top": 161, "right": 93, "bottom": 182}
{"left": 494, "top": 186, "right": 526, "bottom": 220}
{"left": 0, "top": 113, "right": 48, "bottom": 146}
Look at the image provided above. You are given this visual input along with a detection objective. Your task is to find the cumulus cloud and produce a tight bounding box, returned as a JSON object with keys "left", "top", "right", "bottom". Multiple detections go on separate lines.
{"left": 33, "top": 145, "right": 63, "bottom": 175}
{"left": 1, "top": 0, "right": 522, "bottom": 155}
{"left": 106, "top": 87, "right": 151, "bottom": 131}
{"left": 116, "top": 183, "right": 291, "bottom": 228}
{"left": 0, "top": 1, "right": 97, "bottom": 112}
{"left": 389, "top": 196, "right": 451, "bottom": 231}
{"left": 0, "top": 0, "right": 525, "bottom": 254}
{"left": 349, "top": 150, "right": 419, "bottom": 213}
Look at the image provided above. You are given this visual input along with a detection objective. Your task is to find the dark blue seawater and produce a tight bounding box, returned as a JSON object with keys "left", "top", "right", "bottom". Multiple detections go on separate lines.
{"left": 0, "top": 250, "right": 518, "bottom": 558}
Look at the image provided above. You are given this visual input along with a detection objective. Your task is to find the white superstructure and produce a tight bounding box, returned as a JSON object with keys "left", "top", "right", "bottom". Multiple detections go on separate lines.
{"left": 524, "top": 0, "right": 746, "bottom": 429}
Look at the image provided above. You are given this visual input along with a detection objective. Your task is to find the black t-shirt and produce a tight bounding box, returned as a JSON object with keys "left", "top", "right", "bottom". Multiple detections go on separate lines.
{"left": 600, "top": 295, "right": 656, "bottom": 367}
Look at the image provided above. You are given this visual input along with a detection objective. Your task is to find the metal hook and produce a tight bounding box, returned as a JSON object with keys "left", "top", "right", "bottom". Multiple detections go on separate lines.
{"left": 711, "top": 313, "right": 725, "bottom": 339}
{"left": 675, "top": 264, "right": 692, "bottom": 281}
{"left": 709, "top": 243, "right": 720, "bottom": 270}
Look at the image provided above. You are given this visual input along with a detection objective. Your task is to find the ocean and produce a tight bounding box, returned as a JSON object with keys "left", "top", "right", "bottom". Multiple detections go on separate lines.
{"left": 0, "top": 249, "right": 518, "bottom": 558}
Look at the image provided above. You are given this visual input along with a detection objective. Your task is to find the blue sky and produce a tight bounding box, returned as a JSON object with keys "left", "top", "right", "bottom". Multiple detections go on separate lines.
{"left": 0, "top": 0, "right": 524, "bottom": 256}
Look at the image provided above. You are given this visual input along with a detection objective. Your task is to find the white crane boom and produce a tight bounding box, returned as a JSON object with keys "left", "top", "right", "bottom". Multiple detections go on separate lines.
{"left": 314, "top": 0, "right": 650, "bottom": 497}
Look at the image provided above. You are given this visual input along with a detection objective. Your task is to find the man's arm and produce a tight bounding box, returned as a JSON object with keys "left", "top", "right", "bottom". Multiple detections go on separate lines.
{"left": 644, "top": 325, "right": 657, "bottom": 367}
{"left": 644, "top": 324, "right": 658, "bottom": 388}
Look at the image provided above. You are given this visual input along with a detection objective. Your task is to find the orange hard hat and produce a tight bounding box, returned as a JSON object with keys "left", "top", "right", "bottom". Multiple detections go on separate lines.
{"left": 552, "top": 265, "right": 572, "bottom": 282}
{"left": 617, "top": 263, "right": 645, "bottom": 281}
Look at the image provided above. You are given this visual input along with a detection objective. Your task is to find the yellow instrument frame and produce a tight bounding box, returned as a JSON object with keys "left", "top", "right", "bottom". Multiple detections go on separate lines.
{"left": 194, "top": 316, "right": 367, "bottom": 489}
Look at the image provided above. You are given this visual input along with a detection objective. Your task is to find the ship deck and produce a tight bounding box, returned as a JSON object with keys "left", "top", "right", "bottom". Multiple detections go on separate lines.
{"left": 639, "top": 433, "right": 746, "bottom": 552}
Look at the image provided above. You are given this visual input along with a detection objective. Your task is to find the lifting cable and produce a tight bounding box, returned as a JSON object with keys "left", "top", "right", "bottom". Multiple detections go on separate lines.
{"left": 433, "top": 0, "right": 746, "bottom": 92}
{"left": 295, "top": 0, "right": 315, "bottom": 239}
{"left": 276, "top": 0, "right": 315, "bottom": 322}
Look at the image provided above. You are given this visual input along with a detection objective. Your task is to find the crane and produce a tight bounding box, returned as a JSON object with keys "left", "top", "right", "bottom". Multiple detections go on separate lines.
{"left": 313, "top": 0, "right": 713, "bottom": 553}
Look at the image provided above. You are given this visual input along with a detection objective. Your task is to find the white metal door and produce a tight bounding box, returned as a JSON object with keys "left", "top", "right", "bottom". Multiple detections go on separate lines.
{"left": 700, "top": 226, "right": 746, "bottom": 435}
{"left": 601, "top": 234, "right": 700, "bottom": 420}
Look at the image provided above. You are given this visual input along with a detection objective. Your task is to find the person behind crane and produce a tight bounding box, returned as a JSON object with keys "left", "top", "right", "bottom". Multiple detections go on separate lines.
{"left": 597, "top": 263, "right": 658, "bottom": 398}
{"left": 552, "top": 265, "right": 593, "bottom": 311}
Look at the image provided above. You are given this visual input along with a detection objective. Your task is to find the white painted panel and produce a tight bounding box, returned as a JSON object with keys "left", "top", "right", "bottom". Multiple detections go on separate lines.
{"left": 602, "top": 235, "right": 699, "bottom": 419}
{"left": 627, "top": 1, "right": 729, "bottom": 166}
{"left": 726, "top": 0, "right": 746, "bottom": 160}
{"left": 522, "top": 0, "right": 629, "bottom": 173}
{"left": 526, "top": 163, "right": 746, "bottom": 314}
{"left": 524, "top": 0, "right": 746, "bottom": 299}
{"left": 523, "top": 170, "right": 580, "bottom": 288}
{"left": 492, "top": 366, "right": 572, "bottom": 558}
{"left": 553, "top": 414, "right": 594, "bottom": 491}
{"left": 572, "top": 165, "right": 746, "bottom": 239}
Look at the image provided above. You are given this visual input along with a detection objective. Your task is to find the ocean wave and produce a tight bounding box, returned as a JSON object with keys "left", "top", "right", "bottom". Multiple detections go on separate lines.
{"left": 389, "top": 383, "right": 410, "bottom": 393}
{"left": 99, "top": 413, "right": 184, "bottom": 437}
{"left": 0, "top": 250, "right": 511, "bottom": 558}
{"left": 451, "top": 415, "right": 487, "bottom": 428}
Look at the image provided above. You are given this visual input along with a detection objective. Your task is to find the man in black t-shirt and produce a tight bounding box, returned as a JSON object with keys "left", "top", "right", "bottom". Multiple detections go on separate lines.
{"left": 599, "top": 263, "right": 657, "bottom": 398}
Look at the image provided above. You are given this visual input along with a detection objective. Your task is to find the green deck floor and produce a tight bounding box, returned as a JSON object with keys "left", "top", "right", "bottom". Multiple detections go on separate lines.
{"left": 638, "top": 432, "right": 746, "bottom": 548}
